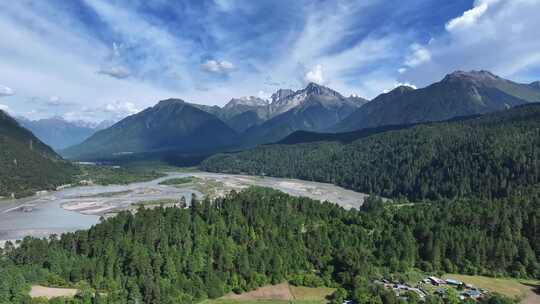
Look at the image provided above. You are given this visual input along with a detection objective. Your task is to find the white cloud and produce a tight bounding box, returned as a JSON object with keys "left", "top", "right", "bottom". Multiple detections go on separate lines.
{"left": 0, "top": 85, "right": 15, "bottom": 97}
{"left": 63, "top": 110, "right": 96, "bottom": 122}
{"left": 283, "top": 2, "right": 402, "bottom": 93}
{"left": 445, "top": 0, "right": 499, "bottom": 31}
{"left": 46, "top": 96, "right": 74, "bottom": 107}
{"left": 0, "top": 1, "right": 180, "bottom": 120}
{"left": 403, "top": 0, "right": 540, "bottom": 85}
{"left": 98, "top": 66, "right": 131, "bottom": 79}
{"left": 63, "top": 101, "right": 140, "bottom": 122}
{"left": 0, "top": 1, "right": 417, "bottom": 114}
{"left": 381, "top": 82, "right": 416, "bottom": 94}
{"left": 0, "top": 104, "right": 9, "bottom": 111}
{"left": 405, "top": 44, "right": 431, "bottom": 68}
{"left": 214, "top": 0, "right": 235, "bottom": 11}
{"left": 396, "top": 82, "right": 417, "bottom": 90}
{"left": 257, "top": 90, "right": 271, "bottom": 100}
{"left": 47, "top": 96, "right": 62, "bottom": 106}
{"left": 97, "top": 42, "right": 131, "bottom": 79}
{"left": 201, "top": 60, "right": 235, "bottom": 74}
{"left": 104, "top": 101, "right": 140, "bottom": 117}
{"left": 304, "top": 64, "right": 326, "bottom": 85}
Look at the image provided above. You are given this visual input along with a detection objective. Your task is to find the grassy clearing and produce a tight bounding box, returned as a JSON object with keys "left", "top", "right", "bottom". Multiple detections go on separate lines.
{"left": 164, "top": 166, "right": 200, "bottom": 173}
{"left": 109, "top": 160, "right": 200, "bottom": 173}
{"left": 30, "top": 285, "right": 78, "bottom": 299}
{"left": 191, "top": 179, "right": 226, "bottom": 198}
{"left": 77, "top": 165, "right": 165, "bottom": 185}
{"left": 201, "top": 284, "right": 334, "bottom": 304}
{"left": 201, "top": 300, "right": 288, "bottom": 304}
{"left": 133, "top": 199, "right": 178, "bottom": 207}
{"left": 159, "top": 175, "right": 225, "bottom": 199}
{"left": 202, "top": 299, "right": 324, "bottom": 304}
{"left": 290, "top": 285, "right": 335, "bottom": 302}
{"left": 442, "top": 274, "right": 539, "bottom": 298}
{"left": 159, "top": 176, "right": 200, "bottom": 185}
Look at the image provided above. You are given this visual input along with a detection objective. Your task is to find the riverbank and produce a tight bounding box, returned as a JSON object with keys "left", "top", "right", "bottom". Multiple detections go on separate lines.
{"left": 0, "top": 171, "right": 370, "bottom": 242}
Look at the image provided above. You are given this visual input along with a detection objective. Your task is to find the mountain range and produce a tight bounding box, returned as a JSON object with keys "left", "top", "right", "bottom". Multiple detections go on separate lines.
{"left": 57, "top": 70, "right": 540, "bottom": 161}
{"left": 202, "top": 103, "right": 540, "bottom": 200}
{"left": 240, "top": 83, "right": 367, "bottom": 145}
{"left": 333, "top": 70, "right": 540, "bottom": 132}
{"left": 61, "top": 82, "right": 367, "bottom": 160}
{"left": 17, "top": 116, "right": 113, "bottom": 150}
{"left": 0, "top": 110, "right": 77, "bottom": 197}
{"left": 62, "top": 99, "right": 239, "bottom": 160}
{"left": 2, "top": 69, "right": 540, "bottom": 193}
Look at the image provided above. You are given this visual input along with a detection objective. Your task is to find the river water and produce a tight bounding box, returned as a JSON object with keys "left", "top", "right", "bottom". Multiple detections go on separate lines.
{"left": 0, "top": 173, "right": 200, "bottom": 241}
{"left": 0, "top": 172, "right": 368, "bottom": 241}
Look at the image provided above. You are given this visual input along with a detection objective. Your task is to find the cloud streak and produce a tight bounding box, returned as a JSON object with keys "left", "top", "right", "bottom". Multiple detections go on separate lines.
{"left": 98, "top": 66, "right": 131, "bottom": 79}
{"left": 0, "top": 0, "right": 538, "bottom": 121}
{"left": 201, "top": 60, "right": 235, "bottom": 74}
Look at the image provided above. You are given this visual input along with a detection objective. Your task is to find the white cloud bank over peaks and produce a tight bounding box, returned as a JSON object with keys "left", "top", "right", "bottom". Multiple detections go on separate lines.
{"left": 402, "top": 0, "right": 540, "bottom": 86}
{"left": 201, "top": 60, "right": 235, "bottom": 74}
{"left": 304, "top": 64, "right": 326, "bottom": 85}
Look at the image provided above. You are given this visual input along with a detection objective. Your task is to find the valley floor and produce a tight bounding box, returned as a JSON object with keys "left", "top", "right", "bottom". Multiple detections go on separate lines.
{"left": 0, "top": 170, "right": 370, "bottom": 241}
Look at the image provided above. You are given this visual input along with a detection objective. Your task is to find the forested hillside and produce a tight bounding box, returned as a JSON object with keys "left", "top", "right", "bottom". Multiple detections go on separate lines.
{"left": 202, "top": 104, "right": 540, "bottom": 200}
{"left": 1, "top": 187, "right": 538, "bottom": 303}
{"left": 62, "top": 99, "right": 239, "bottom": 161}
{"left": 0, "top": 110, "right": 78, "bottom": 198}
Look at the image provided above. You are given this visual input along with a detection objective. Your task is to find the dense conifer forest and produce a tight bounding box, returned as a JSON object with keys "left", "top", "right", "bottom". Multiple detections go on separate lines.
{"left": 201, "top": 104, "right": 540, "bottom": 201}
{"left": 3, "top": 105, "right": 540, "bottom": 304}
{"left": 1, "top": 187, "right": 538, "bottom": 303}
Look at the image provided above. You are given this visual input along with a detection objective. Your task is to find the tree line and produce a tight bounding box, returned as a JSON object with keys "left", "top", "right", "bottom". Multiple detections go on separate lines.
{"left": 202, "top": 104, "right": 540, "bottom": 201}
{"left": 1, "top": 187, "right": 537, "bottom": 303}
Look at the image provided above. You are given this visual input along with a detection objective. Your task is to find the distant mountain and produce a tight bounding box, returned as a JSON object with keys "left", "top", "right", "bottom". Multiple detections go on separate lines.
{"left": 220, "top": 97, "right": 270, "bottom": 132}
{"left": 188, "top": 97, "right": 271, "bottom": 132}
{"left": 17, "top": 116, "right": 98, "bottom": 150}
{"left": 224, "top": 111, "right": 265, "bottom": 133}
{"left": 530, "top": 81, "right": 540, "bottom": 90}
{"left": 189, "top": 103, "right": 223, "bottom": 118}
{"left": 333, "top": 70, "right": 540, "bottom": 132}
{"left": 62, "top": 99, "right": 239, "bottom": 160}
{"left": 270, "top": 89, "right": 295, "bottom": 102}
{"left": 268, "top": 89, "right": 298, "bottom": 116}
{"left": 223, "top": 96, "right": 269, "bottom": 118}
{"left": 0, "top": 110, "right": 76, "bottom": 197}
{"left": 69, "top": 119, "right": 115, "bottom": 130}
{"left": 243, "top": 83, "right": 366, "bottom": 144}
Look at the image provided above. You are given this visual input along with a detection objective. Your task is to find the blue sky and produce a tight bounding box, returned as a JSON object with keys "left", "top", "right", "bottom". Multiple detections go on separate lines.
{"left": 1, "top": 0, "right": 539, "bottom": 122}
